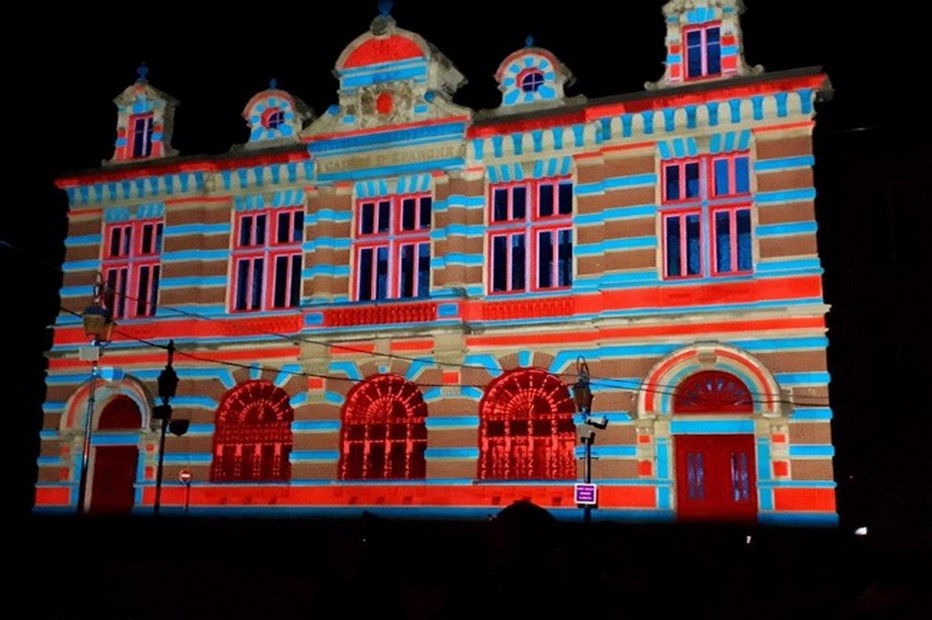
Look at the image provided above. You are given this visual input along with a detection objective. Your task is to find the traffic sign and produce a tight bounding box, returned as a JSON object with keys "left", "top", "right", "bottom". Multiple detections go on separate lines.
{"left": 178, "top": 469, "right": 193, "bottom": 484}
{"left": 575, "top": 483, "right": 598, "bottom": 506}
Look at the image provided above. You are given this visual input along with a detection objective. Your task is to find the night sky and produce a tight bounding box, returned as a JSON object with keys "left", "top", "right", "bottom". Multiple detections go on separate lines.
{"left": 4, "top": 0, "right": 929, "bottom": 541}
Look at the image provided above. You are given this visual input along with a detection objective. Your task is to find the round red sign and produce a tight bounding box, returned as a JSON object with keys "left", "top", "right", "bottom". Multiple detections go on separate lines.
{"left": 178, "top": 469, "right": 193, "bottom": 484}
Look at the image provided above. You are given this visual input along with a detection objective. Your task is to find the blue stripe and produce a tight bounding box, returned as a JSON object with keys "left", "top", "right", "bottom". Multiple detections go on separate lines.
{"left": 574, "top": 445, "right": 637, "bottom": 458}
{"left": 757, "top": 221, "right": 818, "bottom": 237}
{"left": 61, "top": 260, "right": 99, "bottom": 272}
{"left": 575, "top": 236, "right": 655, "bottom": 256}
{"left": 291, "top": 450, "right": 340, "bottom": 462}
{"left": 306, "top": 209, "right": 353, "bottom": 224}
{"left": 302, "top": 265, "right": 351, "bottom": 277}
{"left": 670, "top": 419, "right": 756, "bottom": 434}
{"left": 754, "top": 156, "right": 815, "bottom": 172}
{"left": 756, "top": 188, "right": 817, "bottom": 204}
{"left": 756, "top": 258, "right": 823, "bottom": 274}
{"left": 576, "top": 204, "right": 657, "bottom": 225}
{"left": 64, "top": 234, "right": 101, "bottom": 247}
{"left": 163, "top": 453, "right": 213, "bottom": 464}
{"left": 165, "top": 223, "right": 231, "bottom": 236}
{"left": 171, "top": 396, "right": 218, "bottom": 409}
{"left": 789, "top": 445, "right": 835, "bottom": 457}
{"left": 304, "top": 237, "right": 352, "bottom": 251}
{"left": 424, "top": 447, "right": 480, "bottom": 459}
{"left": 425, "top": 416, "right": 480, "bottom": 429}
{"left": 292, "top": 420, "right": 341, "bottom": 432}
{"left": 91, "top": 433, "right": 139, "bottom": 446}
{"left": 776, "top": 372, "right": 830, "bottom": 386}
{"left": 758, "top": 512, "right": 838, "bottom": 527}
{"left": 159, "top": 276, "right": 227, "bottom": 289}
{"left": 317, "top": 158, "right": 465, "bottom": 183}
{"left": 162, "top": 250, "right": 230, "bottom": 262}
{"left": 792, "top": 408, "right": 833, "bottom": 421}
{"left": 309, "top": 122, "right": 465, "bottom": 155}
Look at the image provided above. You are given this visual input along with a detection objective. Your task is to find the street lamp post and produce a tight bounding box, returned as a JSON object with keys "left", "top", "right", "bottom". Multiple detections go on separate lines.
{"left": 572, "top": 356, "right": 606, "bottom": 524}
{"left": 76, "top": 277, "right": 114, "bottom": 515}
{"left": 153, "top": 340, "right": 189, "bottom": 516}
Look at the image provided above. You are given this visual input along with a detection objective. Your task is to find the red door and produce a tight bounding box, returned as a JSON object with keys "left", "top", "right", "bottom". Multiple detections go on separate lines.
{"left": 675, "top": 434, "right": 757, "bottom": 523}
{"left": 89, "top": 446, "right": 138, "bottom": 514}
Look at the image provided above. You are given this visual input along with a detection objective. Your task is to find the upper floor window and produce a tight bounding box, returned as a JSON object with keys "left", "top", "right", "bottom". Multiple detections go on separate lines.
{"left": 520, "top": 70, "right": 545, "bottom": 93}
{"left": 685, "top": 23, "right": 722, "bottom": 80}
{"left": 231, "top": 207, "right": 304, "bottom": 312}
{"left": 353, "top": 194, "right": 432, "bottom": 302}
{"left": 661, "top": 153, "right": 753, "bottom": 280}
{"left": 488, "top": 178, "right": 573, "bottom": 294}
{"left": 131, "top": 114, "right": 154, "bottom": 158}
{"left": 102, "top": 218, "right": 163, "bottom": 320}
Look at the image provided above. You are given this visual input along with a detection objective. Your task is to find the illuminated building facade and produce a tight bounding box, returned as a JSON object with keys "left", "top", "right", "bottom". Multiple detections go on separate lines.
{"left": 37, "top": 0, "right": 837, "bottom": 525}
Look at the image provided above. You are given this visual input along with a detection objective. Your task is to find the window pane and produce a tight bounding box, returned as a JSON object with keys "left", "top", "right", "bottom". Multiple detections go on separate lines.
{"left": 417, "top": 243, "right": 430, "bottom": 298}
{"left": 290, "top": 255, "right": 301, "bottom": 306}
{"left": 136, "top": 266, "right": 150, "bottom": 316}
{"left": 155, "top": 224, "right": 164, "bottom": 253}
{"left": 688, "top": 453, "right": 705, "bottom": 500}
{"left": 735, "top": 157, "right": 750, "bottom": 194}
{"left": 239, "top": 216, "right": 252, "bottom": 246}
{"left": 737, "top": 209, "right": 752, "bottom": 271}
{"left": 400, "top": 244, "right": 414, "bottom": 298}
{"left": 274, "top": 255, "right": 288, "bottom": 307}
{"left": 716, "top": 210, "right": 733, "bottom": 273}
{"left": 538, "top": 231, "right": 554, "bottom": 288}
{"left": 714, "top": 159, "right": 730, "bottom": 196}
{"left": 665, "top": 165, "right": 680, "bottom": 201}
{"left": 277, "top": 212, "right": 290, "bottom": 243}
{"left": 492, "top": 236, "right": 508, "bottom": 291}
{"left": 376, "top": 246, "right": 389, "bottom": 299}
{"left": 361, "top": 203, "right": 374, "bottom": 235}
{"left": 110, "top": 228, "right": 121, "bottom": 257}
{"left": 141, "top": 224, "right": 153, "bottom": 254}
{"left": 493, "top": 188, "right": 509, "bottom": 222}
{"left": 707, "top": 27, "right": 722, "bottom": 75}
{"left": 686, "top": 163, "right": 700, "bottom": 198}
{"left": 512, "top": 187, "right": 527, "bottom": 219}
{"left": 558, "top": 182, "right": 573, "bottom": 215}
{"left": 255, "top": 215, "right": 267, "bottom": 245}
{"left": 293, "top": 211, "right": 304, "bottom": 242}
{"left": 402, "top": 198, "right": 416, "bottom": 231}
{"left": 666, "top": 216, "right": 681, "bottom": 277}
{"left": 251, "top": 258, "right": 263, "bottom": 309}
{"left": 539, "top": 184, "right": 554, "bottom": 217}
{"left": 236, "top": 260, "right": 249, "bottom": 310}
{"left": 151, "top": 266, "right": 160, "bottom": 313}
{"left": 686, "top": 214, "right": 701, "bottom": 275}
{"left": 511, "top": 235, "right": 526, "bottom": 290}
{"left": 558, "top": 229, "right": 573, "bottom": 287}
{"left": 358, "top": 248, "right": 373, "bottom": 301}
{"left": 419, "top": 197, "right": 431, "bottom": 229}
{"left": 687, "top": 31, "right": 703, "bottom": 78}
{"left": 377, "top": 201, "right": 390, "bottom": 233}
{"left": 122, "top": 227, "right": 132, "bottom": 255}
{"left": 116, "top": 268, "right": 128, "bottom": 318}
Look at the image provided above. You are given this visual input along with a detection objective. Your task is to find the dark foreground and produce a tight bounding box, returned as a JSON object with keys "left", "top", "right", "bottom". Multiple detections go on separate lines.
{"left": 13, "top": 507, "right": 931, "bottom": 619}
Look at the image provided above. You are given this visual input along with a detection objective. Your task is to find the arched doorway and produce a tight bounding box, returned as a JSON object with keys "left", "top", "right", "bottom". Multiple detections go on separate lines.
{"left": 673, "top": 371, "right": 757, "bottom": 522}
{"left": 89, "top": 395, "right": 141, "bottom": 514}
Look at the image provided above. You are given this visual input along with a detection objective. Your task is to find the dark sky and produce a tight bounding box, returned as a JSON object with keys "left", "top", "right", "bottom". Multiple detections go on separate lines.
{"left": 4, "top": 0, "right": 929, "bottom": 525}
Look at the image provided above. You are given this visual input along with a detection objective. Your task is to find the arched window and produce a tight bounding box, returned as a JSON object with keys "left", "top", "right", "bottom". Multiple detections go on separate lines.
{"left": 210, "top": 381, "right": 294, "bottom": 482}
{"left": 673, "top": 370, "right": 753, "bottom": 413}
{"left": 339, "top": 374, "right": 427, "bottom": 480}
{"left": 479, "top": 368, "right": 576, "bottom": 480}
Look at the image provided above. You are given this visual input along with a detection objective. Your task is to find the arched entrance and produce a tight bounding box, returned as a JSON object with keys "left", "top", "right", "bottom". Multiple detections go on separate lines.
{"left": 672, "top": 371, "right": 757, "bottom": 522}
{"left": 89, "top": 395, "right": 142, "bottom": 514}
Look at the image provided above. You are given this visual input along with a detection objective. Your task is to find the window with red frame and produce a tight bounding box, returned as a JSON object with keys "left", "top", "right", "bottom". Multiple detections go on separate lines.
{"left": 685, "top": 23, "right": 722, "bottom": 80}
{"left": 131, "top": 114, "right": 154, "bottom": 158}
{"left": 210, "top": 381, "right": 294, "bottom": 482}
{"left": 488, "top": 178, "right": 573, "bottom": 294}
{"left": 478, "top": 368, "right": 577, "bottom": 480}
{"left": 102, "top": 219, "right": 163, "bottom": 319}
{"left": 231, "top": 207, "right": 304, "bottom": 312}
{"left": 661, "top": 153, "right": 753, "bottom": 279}
{"left": 339, "top": 374, "right": 428, "bottom": 480}
{"left": 354, "top": 194, "right": 431, "bottom": 301}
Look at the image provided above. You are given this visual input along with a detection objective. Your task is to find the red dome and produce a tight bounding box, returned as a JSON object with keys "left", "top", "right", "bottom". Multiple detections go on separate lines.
{"left": 343, "top": 34, "right": 425, "bottom": 68}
